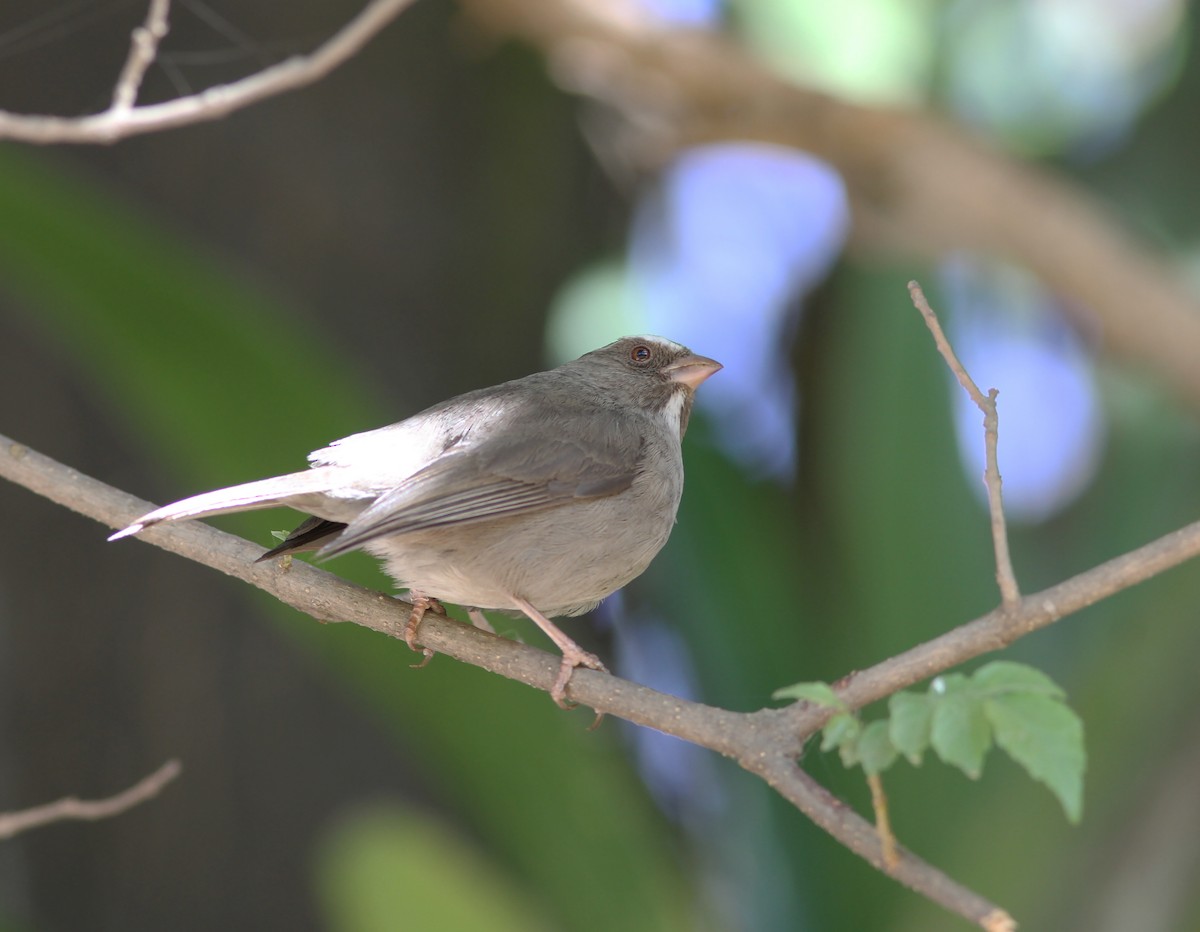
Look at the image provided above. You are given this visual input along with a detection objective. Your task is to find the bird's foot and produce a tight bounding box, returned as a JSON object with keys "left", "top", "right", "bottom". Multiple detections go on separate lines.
{"left": 549, "top": 646, "right": 608, "bottom": 710}
{"left": 406, "top": 590, "right": 610, "bottom": 725}
{"left": 404, "top": 594, "right": 444, "bottom": 668}
{"left": 504, "top": 595, "right": 610, "bottom": 727}
{"left": 550, "top": 648, "right": 608, "bottom": 729}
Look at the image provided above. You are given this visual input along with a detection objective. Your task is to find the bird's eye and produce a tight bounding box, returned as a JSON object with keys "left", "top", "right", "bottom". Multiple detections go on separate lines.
{"left": 630, "top": 344, "right": 652, "bottom": 364}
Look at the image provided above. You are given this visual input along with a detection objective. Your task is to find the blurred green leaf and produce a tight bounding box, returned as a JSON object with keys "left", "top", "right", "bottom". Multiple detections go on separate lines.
{"left": 973, "top": 661, "right": 1067, "bottom": 699}
{"left": 315, "top": 803, "right": 553, "bottom": 932}
{"left": 930, "top": 672, "right": 969, "bottom": 695}
{"left": 888, "top": 691, "right": 932, "bottom": 765}
{"left": 821, "top": 711, "right": 861, "bottom": 753}
{"left": 985, "top": 692, "right": 1086, "bottom": 823}
{"left": 930, "top": 685, "right": 991, "bottom": 779}
{"left": 858, "top": 720, "right": 898, "bottom": 776}
{"left": 0, "top": 150, "right": 371, "bottom": 484}
{"left": 773, "top": 680, "right": 845, "bottom": 709}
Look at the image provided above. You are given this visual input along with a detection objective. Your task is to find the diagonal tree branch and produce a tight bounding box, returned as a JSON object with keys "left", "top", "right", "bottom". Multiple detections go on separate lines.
{"left": 5, "top": 416, "right": 1200, "bottom": 928}
{"left": 2, "top": 431, "right": 1008, "bottom": 926}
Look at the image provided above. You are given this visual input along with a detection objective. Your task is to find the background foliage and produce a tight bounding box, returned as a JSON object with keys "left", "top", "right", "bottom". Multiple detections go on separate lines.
{"left": 2, "top": 2, "right": 1200, "bottom": 930}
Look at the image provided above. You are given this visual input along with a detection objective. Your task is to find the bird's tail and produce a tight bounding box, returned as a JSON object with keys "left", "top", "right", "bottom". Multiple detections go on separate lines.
{"left": 108, "top": 469, "right": 342, "bottom": 541}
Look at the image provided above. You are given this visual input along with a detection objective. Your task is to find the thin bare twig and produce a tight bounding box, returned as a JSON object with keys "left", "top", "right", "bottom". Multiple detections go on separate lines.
{"left": 111, "top": 0, "right": 172, "bottom": 112}
{"left": 867, "top": 772, "right": 899, "bottom": 873}
{"left": 909, "top": 280, "right": 1020, "bottom": 608}
{"left": 0, "top": 759, "right": 182, "bottom": 840}
{"left": 0, "top": 0, "right": 416, "bottom": 144}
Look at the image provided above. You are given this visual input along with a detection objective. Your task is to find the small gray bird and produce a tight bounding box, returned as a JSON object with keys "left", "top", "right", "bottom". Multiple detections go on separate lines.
{"left": 111, "top": 336, "right": 720, "bottom": 707}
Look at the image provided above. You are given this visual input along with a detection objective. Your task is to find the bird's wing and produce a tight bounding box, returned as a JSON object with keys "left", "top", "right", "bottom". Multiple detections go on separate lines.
{"left": 319, "top": 407, "right": 646, "bottom": 557}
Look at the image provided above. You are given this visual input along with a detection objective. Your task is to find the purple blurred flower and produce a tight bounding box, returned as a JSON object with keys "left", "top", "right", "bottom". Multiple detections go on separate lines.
{"left": 635, "top": 0, "right": 723, "bottom": 27}
{"left": 596, "top": 592, "right": 723, "bottom": 825}
{"left": 630, "top": 143, "right": 849, "bottom": 479}
{"left": 940, "top": 256, "right": 1104, "bottom": 522}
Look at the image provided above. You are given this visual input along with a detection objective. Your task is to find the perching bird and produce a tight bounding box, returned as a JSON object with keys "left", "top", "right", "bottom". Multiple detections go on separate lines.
{"left": 110, "top": 336, "right": 721, "bottom": 707}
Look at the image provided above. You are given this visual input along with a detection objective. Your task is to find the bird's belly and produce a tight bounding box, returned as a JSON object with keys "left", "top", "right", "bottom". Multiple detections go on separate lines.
{"left": 362, "top": 476, "right": 681, "bottom": 616}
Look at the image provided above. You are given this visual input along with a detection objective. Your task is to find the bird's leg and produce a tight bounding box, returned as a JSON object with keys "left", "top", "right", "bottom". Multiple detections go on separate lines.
{"left": 404, "top": 592, "right": 443, "bottom": 669}
{"left": 466, "top": 608, "right": 496, "bottom": 634}
{"left": 510, "top": 595, "right": 607, "bottom": 719}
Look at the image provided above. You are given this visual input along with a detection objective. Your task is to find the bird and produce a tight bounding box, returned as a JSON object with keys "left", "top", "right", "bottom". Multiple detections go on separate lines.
{"left": 110, "top": 336, "right": 721, "bottom": 709}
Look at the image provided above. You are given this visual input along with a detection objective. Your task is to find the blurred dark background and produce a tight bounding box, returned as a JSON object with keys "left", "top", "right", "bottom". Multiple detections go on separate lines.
{"left": 3, "top": 1, "right": 1200, "bottom": 931}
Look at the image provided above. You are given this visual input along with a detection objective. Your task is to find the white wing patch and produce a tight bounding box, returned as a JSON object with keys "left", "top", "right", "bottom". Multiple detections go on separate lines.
{"left": 308, "top": 418, "right": 467, "bottom": 485}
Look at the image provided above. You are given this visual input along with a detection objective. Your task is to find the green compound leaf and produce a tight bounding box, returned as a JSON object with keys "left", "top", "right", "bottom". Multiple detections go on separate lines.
{"left": 888, "top": 691, "right": 933, "bottom": 765}
{"left": 858, "top": 720, "right": 899, "bottom": 776}
{"left": 787, "top": 665, "right": 1084, "bottom": 825}
{"left": 984, "top": 692, "right": 1086, "bottom": 823}
{"left": 773, "top": 680, "right": 846, "bottom": 710}
{"left": 930, "top": 687, "right": 991, "bottom": 779}
{"left": 972, "top": 661, "right": 1067, "bottom": 699}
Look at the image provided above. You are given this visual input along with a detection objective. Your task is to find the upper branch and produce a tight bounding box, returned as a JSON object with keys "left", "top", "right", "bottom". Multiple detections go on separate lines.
{"left": 0, "top": 0, "right": 417, "bottom": 144}
{"left": 459, "top": 0, "right": 1200, "bottom": 412}
{"left": 4, "top": 0, "right": 1199, "bottom": 416}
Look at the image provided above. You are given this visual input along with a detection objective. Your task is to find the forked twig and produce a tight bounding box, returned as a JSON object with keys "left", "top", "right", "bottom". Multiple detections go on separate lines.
{"left": 111, "top": 0, "right": 172, "bottom": 112}
{"left": 909, "top": 280, "right": 1021, "bottom": 608}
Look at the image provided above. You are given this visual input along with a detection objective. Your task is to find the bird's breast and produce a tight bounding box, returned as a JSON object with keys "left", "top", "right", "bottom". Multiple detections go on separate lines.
{"left": 365, "top": 438, "right": 684, "bottom": 616}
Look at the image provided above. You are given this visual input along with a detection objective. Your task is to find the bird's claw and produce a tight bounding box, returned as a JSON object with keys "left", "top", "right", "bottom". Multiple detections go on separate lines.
{"left": 404, "top": 595, "right": 444, "bottom": 667}
{"left": 550, "top": 648, "right": 608, "bottom": 727}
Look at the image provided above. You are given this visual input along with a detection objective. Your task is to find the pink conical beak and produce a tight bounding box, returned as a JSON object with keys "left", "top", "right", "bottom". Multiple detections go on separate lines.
{"left": 667, "top": 353, "right": 722, "bottom": 390}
